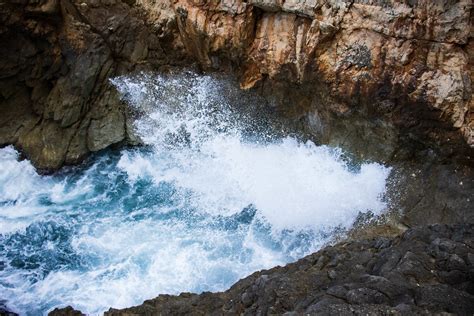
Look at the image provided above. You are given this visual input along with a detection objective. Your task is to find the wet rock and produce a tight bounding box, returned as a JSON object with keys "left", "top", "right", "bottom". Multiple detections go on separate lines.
{"left": 87, "top": 109, "right": 125, "bottom": 151}
{"left": 395, "top": 162, "right": 474, "bottom": 227}
{"left": 48, "top": 306, "right": 85, "bottom": 316}
{"left": 168, "top": 0, "right": 472, "bottom": 150}
{"left": 0, "top": 300, "right": 18, "bottom": 316}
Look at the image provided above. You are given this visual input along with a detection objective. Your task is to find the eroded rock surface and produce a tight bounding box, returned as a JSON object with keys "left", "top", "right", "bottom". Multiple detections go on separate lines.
{"left": 1, "top": 0, "right": 473, "bottom": 169}
{"left": 0, "top": 0, "right": 186, "bottom": 170}
{"left": 46, "top": 225, "right": 470, "bottom": 315}
{"left": 170, "top": 0, "right": 473, "bottom": 152}
{"left": 1, "top": 1, "right": 474, "bottom": 315}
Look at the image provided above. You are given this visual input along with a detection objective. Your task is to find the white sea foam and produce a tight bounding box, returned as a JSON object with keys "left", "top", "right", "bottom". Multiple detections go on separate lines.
{"left": 113, "top": 72, "right": 390, "bottom": 231}
{"left": 0, "top": 146, "right": 45, "bottom": 202}
{"left": 0, "top": 71, "right": 391, "bottom": 315}
{"left": 117, "top": 137, "right": 389, "bottom": 232}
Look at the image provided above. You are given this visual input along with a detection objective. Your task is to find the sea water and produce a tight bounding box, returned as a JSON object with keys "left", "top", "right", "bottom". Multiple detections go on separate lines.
{"left": 0, "top": 72, "right": 391, "bottom": 315}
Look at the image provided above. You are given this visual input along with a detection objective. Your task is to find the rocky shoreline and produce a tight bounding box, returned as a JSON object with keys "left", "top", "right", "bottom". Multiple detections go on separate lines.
{"left": 48, "top": 224, "right": 474, "bottom": 315}
{"left": 1, "top": 0, "right": 473, "bottom": 315}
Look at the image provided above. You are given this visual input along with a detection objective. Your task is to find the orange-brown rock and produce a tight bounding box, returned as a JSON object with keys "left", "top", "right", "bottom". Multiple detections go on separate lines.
{"left": 146, "top": 0, "right": 472, "bottom": 150}
{"left": 1, "top": 0, "right": 472, "bottom": 169}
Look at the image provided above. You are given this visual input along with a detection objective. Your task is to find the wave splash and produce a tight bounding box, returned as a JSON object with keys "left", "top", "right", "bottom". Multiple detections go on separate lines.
{"left": 0, "top": 72, "right": 391, "bottom": 315}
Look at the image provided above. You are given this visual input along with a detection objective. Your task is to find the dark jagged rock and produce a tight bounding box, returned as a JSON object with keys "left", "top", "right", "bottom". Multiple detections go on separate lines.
{"left": 101, "top": 224, "right": 474, "bottom": 316}
{"left": 48, "top": 306, "right": 85, "bottom": 316}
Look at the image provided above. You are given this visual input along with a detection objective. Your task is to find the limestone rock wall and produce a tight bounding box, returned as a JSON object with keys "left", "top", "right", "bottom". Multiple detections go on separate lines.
{"left": 0, "top": 0, "right": 472, "bottom": 169}
{"left": 167, "top": 0, "right": 473, "bottom": 154}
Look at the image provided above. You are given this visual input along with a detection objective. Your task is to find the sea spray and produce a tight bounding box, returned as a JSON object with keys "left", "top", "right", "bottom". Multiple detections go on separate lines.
{"left": 0, "top": 71, "right": 391, "bottom": 315}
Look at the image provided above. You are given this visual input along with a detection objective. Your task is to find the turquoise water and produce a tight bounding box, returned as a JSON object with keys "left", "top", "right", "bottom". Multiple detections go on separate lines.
{"left": 0, "top": 72, "right": 391, "bottom": 315}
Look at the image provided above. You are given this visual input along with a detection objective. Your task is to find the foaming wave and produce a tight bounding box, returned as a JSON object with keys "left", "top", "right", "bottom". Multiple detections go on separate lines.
{"left": 112, "top": 72, "right": 390, "bottom": 231}
{"left": 0, "top": 146, "right": 47, "bottom": 202}
{"left": 0, "top": 71, "right": 391, "bottom": 315}
{"left": 117, "top": 137, "right": 389, "bottom": 232}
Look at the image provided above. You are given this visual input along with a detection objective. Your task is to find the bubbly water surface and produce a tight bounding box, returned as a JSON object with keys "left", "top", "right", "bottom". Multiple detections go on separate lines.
{"left": 0, "top": 72, "right": 391, "bottom": 315}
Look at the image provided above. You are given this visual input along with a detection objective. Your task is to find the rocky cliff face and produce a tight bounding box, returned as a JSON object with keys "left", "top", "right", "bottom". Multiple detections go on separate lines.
{"left": 169, "top": 0, "right": 473, "bottom": 159}
{"left": 0, "top": 0, "right": 186, "bottom": 170}
{"left": 1, "top": 0, "right": 473, "bottom": 170}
